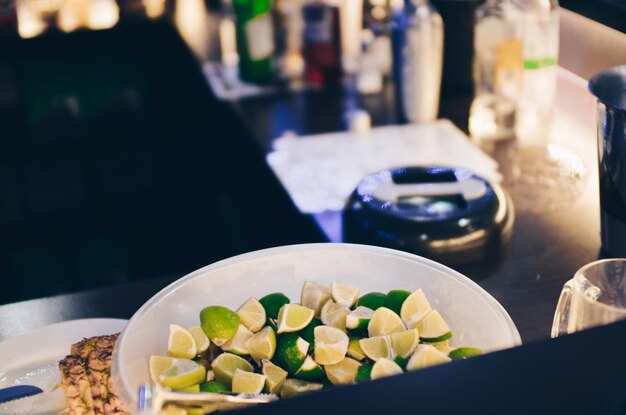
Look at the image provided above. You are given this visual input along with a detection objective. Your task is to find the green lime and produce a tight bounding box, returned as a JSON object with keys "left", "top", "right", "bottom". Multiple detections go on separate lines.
{"left": 261, "top": 359, "right": 288, "bottom": 394}
{"left": 300, "top": 318, "right": 322, "bottom": 352}
{"left": 359, "top": 335, "right": 392, "bottom": 361}
{"left": 449, "top": 347, "right": 483, "bottom": 360}
{"left": 368, "top": 307, "right": 406, "bottom": 337}
{"left": 301, "top": 281, "right": 331, "bottom": 317}
{"left": 355, "top": 362, "right": 373, "bottom": 382}
{"left": 167, "top": 324, "right": 197, "bottom": 359}
{"left": 274, "top": 333, "right": 309, "bottom": 374}
{"left": 237, "top": 297, "right": 267, "bottom": 333}
{"left": 231, "top": 369, "right": 266, "bottom": 394}
{"left": 159, "top": 359, "right": 206, "bottom": 389}
{"left": 393, "top": 355, "right": 408, "bottom": 369}
{"left": 385, "top": 290, "right": 411, "bottom": 315}
{"left": 331, "top": 282, "right": 359, "bottom": 307}
{"left": 280, "top": 379, "right": 323, "bottom": 398}
{"left": 325, "top": 357, "right": 361, "bottom": 385}
{"left": 294, "top": 355, "right": 325, "bottom": 381}
{"left": 320, "top": 300, "right": 350, "bottom": 330}
{"left": 356, "top": 292, "right": 386, "bottom": 310}
{"left": 210, "top": 352, "right": 254, "bottom": 388}
{"left": 345, "top": 306, "right": 374, "bottom": 336}
{"left": 347, "top": 336, "right": 366, "bottom": 361}
{"left": 200, "top": 381, "right": 228, "bottom": 393}
{"left": 276, "top": 304, "right": 315, "bottom": 333}
{"left": 259, "top": 293, "right": 290, "bottom": 320}
{"left": 389, "top": 329, "right": 419, "bottom": 358}
{"left": 418, "top": 310, "right": 452, "bottom": 343}
{"left": 245, "top": 326, "right": 277, "bottom": 362}
{"left": 313, "top": 325, "right": 349, "bottom": 366}
{"left": 174, "top": 383, "right": 200, "bottom": 392}
{"left": 199, "top": 306, "right": 240, "bottom": 347}
{"left": 370, "top": 358, "right": 403, "bottom": 380}
{"left": 222, "top": 324, "right": 253, "bottom": 355}
{"left": 400, "top": 289, "right": 432, "bottom": 329}
{"left": 406, "top": 344, "right": 451, "bottom": 371}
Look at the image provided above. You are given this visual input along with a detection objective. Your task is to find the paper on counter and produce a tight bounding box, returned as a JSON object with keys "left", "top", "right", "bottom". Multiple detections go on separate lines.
{"left": 266, "top": 120, "right": 502, "bottom": 213}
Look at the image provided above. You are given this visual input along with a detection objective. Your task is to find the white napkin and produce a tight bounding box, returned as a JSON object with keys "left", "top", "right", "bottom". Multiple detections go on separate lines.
{"left": 267, "top": 120, "right": 501, "bottom": 213}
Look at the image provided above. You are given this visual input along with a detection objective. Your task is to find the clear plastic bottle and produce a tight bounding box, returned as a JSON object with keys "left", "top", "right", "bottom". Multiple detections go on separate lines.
{"left": 469, "top": 0, "right": 523, "bottom": 142}
{"left": 514, "top": 0, "right": 559, "bottom": 146}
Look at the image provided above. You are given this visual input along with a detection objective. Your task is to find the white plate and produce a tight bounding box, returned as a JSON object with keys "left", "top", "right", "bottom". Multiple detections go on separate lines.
{"left": 113, "top": 243, "right": 521, "bottom": 410}
{"left": 0, "top": 318, "right": 127, "bottom": 415}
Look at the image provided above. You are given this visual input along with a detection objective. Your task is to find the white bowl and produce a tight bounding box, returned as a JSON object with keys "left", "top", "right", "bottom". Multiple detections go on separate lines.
{"left": 112, "top": 243, "right": 521, "bottom": 410}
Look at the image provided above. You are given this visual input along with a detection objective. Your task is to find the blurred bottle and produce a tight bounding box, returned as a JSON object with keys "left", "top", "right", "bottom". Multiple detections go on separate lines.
{"left": 469, "top": 0, "right": 523, "bottom": 142}
{"left": 391, "top": 0, "right": 443, "bottom": 123}
{"left": 302, "top": 0, "right": 342, "bottom": 86}
{"left": 232, "top": 0, "right": 275, "bottom": 84}
{"left": 274, "top": 0, "right": 305, "bottom": 81}
{"left": 514, "top": 0, "right": 559, "bottom": 146}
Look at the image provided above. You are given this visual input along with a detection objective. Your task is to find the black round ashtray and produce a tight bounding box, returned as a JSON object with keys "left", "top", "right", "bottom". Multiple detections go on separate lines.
{"left": 343, "top": 166, "right": 514, "bottom": 265}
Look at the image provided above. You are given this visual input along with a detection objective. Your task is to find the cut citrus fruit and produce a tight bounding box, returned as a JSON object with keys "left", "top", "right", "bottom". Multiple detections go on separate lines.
{"left": 280, "top": 379, "right": 323, "bottom": 398}
{"left": 368, "top": 307, "right": 405, "bottom": 337}
{"left": 245, "top": 326, "right": 276, "bottom": 362}
{"left": 389, "top": 329, "right": 419, "bottom": 359}
{"left": 159, "top": 359, "right": 206, "bottom": 389}
{"left": 320, "top": 300, "right": 350, "bottom": 331}
{"left": 237, "top": 297, "right": 266, "bottom": 333}
{"left": 299, "top": 318, "right": 322, "bottom": 353}
{"left": 345, "top": 306, "right": 374, "bottom": 335}
{"left": 370, "top": 358, "right": 403, "bottom": 380}
{"left": 406, "top": 344, "right": 451, "bottom": 371}
{"left": 274, "top": 332, "right": 309, "bottom": 374}
{"left": 167, "top": 324, "right": 197, "bottom": 359}
{"left": 400, "top": 289, "right": 432, "bottom": 329}
{"left": 231, "top": 369, "right": 266, "bottom": 394}
{"left": 313, "top": 325, "right": 349, "bottom": 365}
{"left": 347, "top": 336, "right": 366, "bottom": 361}
{"left": 221, "top": 324, "right": 253, "bottom": 355}
{"left": 385, "top": 290, "right": 411, "bottom": 315}
{"left": 356, "top": 292, "right": 387, "bottom": 310}
{"left": 261, "top": 359, "right": 287, "bottom": 394}
{"left": 359, "top": 335, "right": 392, "bottom": 361}
{"left": 301, "top": 281, "right": 331, "bottom": 316}
{"left": 449, "top": 347, "right": 483, "bottom": 360}
{"left": 175, "top": 384, "right": 200, "bottom": 392}
{"left": 331, "top": 282, "right": 359, "bottom": 307}
{"left": 149, "top": 355, "right": 177, "bottom": 384}
{"left": 210, "top": 352, "right": 254, "bottom": 388}
{"left": 188, "top": 326, "right": 210, "bottom": 354}
{"left": 276, "top": 304, "right": 315, "bottom": 333}
{"left": 259, "top": 293, "right": 290, "bottom": 320}
{"left": 418, "top": 310, "right": 452, "bottom": 343}
{"left": 199, "top": 306, "right": 240, "bottom": 347}
{"left": 324, "top": 357, "right": 361, "bottom": 385}
{"left": 294, "top": 355, "right": 325, "bottom": 381}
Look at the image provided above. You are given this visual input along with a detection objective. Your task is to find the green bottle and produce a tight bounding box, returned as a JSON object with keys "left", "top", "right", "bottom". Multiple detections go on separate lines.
{"left": 232, "top": 0, "right": 275, "bottom": 84}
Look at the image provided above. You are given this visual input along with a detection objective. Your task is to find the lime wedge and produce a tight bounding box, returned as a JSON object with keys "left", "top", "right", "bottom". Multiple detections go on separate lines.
{"left": 280, "top": 379, "right": 323, "bottom": 398}
{"left": 320, "top": 300, "right": 350, "bottom": 331}
{"left": 418, "top": 310, "right": 452, "bottom": 343}
{"left": 150, "top": 355, "right": 177, "bottom": 384}
{"left": 370, "top": 358, "right": 403, "bottom": 380}
{"left": 359, "top": 335, "right": 392, "bottom": 362}
{"left": 331, "top": 282, "right": 359, "bottom": 307}
{"left": 199, "top": 306, "right": 240, "bottom": 347}
{"left": 385, "top": 290, "right": 411, "bottom": 315}
{"left": 347, "top": 336, "right": 366, "bottom": 361}
{"left": 301, "top": 281, "right": 332, "bottom": 316}
{"left": 161, "top": 405, "right": 188, "bottom": 415}
{"left": 449, "top": 347, "right": 483, "bottom": 360}
{"left": 188, "top": 326, "right": 210, "bottom": 354}
{"left": 274, "top": 332, "right": 309, "bottom": 374}
{"left": 237, "top": 297, "right": 267, "bottom": 333}
{"left": 277, "top": 304, "right": 315, "bottom": 333}
{"left": 222, "top": 324, "right": 254, "bottom": 355}
{"left": 355, "top": 362, "right": 373, "bottom": 382}
{"left": 368, "top": 307, "right": 406, "bottom": 337}
{"left": 356, "top": 292, "right": 386, "bottom": 310}
{"left": 210, "top": 352, "right": 254, "bottom": 388}
{"left": 313, "top": 325, "right": 349, "bottom": 365}
{"left": 406, "top": 344, "right": 451, "bottom": 371}
{"left": 261, "top": 359, "right": 287, "bottom": 394}
{"left": 245, "top": 326, "right": 277, "bottom": 362}
{"left": 345, "top": 306, "right": 374, "bottom": 335}
{"left": 175, "top": 384, "right": 200, "bottom": 392}
{"left": 299, "top": 318, "right": 322, "bottom": 353}
{"left": 294, "top": 355, "right": 325, "bottom": 381}
{"left": 231, "top": 369, "right": 266, "bottom": 394}
{"left": 167, "top": 324, "right": 197, "bottom": 359}
{"left": 200, "top": 381, "right": 228, "bottom": 393}
{"left": 259, "top": 293, "right": 290, "bottom": 320}
{"left": 159, "top": 359, "right": 206, "bottom": 389}
{"left": 400, "top": 289, "right": 432, "bottom": 329}
{"left": 389, "top": 329, "right": 419, "bottom": 359}
{"left": 324, "top": 357, "right": 361, "bottom": 385}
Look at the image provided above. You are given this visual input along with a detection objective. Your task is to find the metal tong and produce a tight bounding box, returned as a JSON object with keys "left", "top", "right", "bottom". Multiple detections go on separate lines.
{"left": 138, "top": 383, "right": 278, "bottom": 414}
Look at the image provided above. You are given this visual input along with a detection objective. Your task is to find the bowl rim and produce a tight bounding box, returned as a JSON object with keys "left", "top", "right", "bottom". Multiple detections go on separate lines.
{"left": 112, "top": 242, "right": 521, "bottom": 409}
